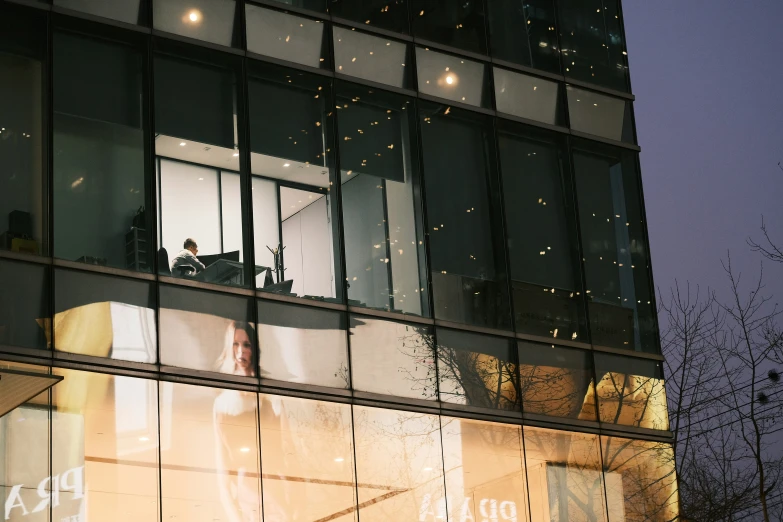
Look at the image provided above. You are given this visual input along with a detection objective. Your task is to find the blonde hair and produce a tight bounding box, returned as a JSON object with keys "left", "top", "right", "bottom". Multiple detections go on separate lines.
{"left": 216, "top": 321, "right": 257, "bottom": 375}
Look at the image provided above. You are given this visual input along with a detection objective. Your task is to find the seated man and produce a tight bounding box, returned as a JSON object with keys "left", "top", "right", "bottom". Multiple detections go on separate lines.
{"left": 170, "top": 238, "right": 206, "bottom": 275}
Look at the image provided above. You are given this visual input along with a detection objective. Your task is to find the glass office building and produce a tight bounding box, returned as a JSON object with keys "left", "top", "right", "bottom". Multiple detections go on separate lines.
{"left": 0, "top": 0, "right": 678, "bottom": 520}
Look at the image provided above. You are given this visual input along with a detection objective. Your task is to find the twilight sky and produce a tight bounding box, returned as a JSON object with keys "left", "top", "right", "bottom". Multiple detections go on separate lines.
{"left": 623, "top": 1, "right": 783, "bottom": 303}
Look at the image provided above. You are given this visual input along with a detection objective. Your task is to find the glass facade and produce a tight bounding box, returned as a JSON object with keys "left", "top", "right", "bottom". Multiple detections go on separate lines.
{"left": 0, "top": 0, "right": 676, "bottom": 520}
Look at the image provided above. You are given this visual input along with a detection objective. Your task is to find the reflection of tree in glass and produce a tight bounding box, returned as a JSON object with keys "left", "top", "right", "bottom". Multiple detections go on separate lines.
{"left": 594, "top": 372, "right": 668, "bottom": 430}
{"left": 518, "top": 358, "right": 596, "bottom": 420}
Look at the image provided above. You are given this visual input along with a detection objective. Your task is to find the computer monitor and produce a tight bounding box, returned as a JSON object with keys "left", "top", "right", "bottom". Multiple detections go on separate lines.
{"left": 197, "top": 250, "right": 239, "bottom": 267}
{"left": 263, "top": 279, "right": 294, "bottom": 294}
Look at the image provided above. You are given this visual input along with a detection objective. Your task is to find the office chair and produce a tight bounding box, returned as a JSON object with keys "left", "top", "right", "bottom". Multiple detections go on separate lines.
{"left": 157, "top": 248, "right": 171, "bottom": 276}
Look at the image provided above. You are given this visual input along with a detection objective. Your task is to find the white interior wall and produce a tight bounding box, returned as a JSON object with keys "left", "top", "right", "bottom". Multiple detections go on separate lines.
{"left": 219, "top": 171, "right": 243, "bottom": 261}
{"left": 252, "top": 177, "right": 280, "bottom": 285}
{"left": 282, "top": 214, "right": 303, "bottom": 295}
{"left": 386, "top": 178, "right": 422, "bottom": 315}
{"left": 281, "top": 194, "right": 334, "bottom": 298}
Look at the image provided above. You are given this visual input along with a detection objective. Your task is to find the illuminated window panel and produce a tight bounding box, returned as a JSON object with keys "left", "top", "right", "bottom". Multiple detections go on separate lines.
{"left": 416, "top": 47, "right": 489, "bottom": 108}
{"left": 245, "top": 4, "right": 329, "bottom": 69}
{"left": 333, "top": 27, "right": 412, "bottom": 89}
{"left": 154, "top": 0, "right": 239, "bottom": 47}
{"left": 567, "top": 86, "right": 634, "bottom": 143}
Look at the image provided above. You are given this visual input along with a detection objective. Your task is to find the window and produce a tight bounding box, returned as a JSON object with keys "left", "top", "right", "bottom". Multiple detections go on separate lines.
{"left": 572, "top": 142, "right": 657, "bottom": 353}
{"left": 487, "top": 0, "right": 559, "bottom": 73}
{"left": 154, "top": 0, "right": 239, "bottom": 47}
{"left": 53, "top": 32, "right": 150, "bottom": 272}
{"left": 248, "top": 62, "right": 342, "bottom": 301}
{"left": 419, "top": 102, "right": 511, "bottom": 330}
{"left": 594, "top": 353, "right": 668, "bottom": 430}
{"left": 437, "top": 328, "right": 519, "bottom": 412}
{"left": 259, "top": 394, "right": 356, "bottom": 520}
{"left": 331, "top": 0, "right": 408, "bottom": 33}
{"left": 245, "top": 5, "right": 329, "bottom": 69}
{"left": 155, "top": 51, "right": 252, "bottom": 288}
{"left": 416, "top": 48, "right": 490, "bottom": 108}
{"left": 333, "top": 28, "right": 412, "bottom": 89}
{"left": 0, "top": 5, "right": 46, "bottom": 256}
{"left": 52, "top": 369, "right": 159, "bottom": 521}
{"left": 558, "top": 0, "right": 629, "bottom": 92}
{"left": 159, "top": 285, "right": 255, "bottom": 376}
{"left": 353, "top": 406, "right": 446, "bottom": 520}
{"left": 349, "top": 316, "right": 436, "bottom": 400}
{"left": 257, "top": 300, "right": 349, "bottom": 388}
{"left": 494, "top": 68, "right": 564, "bottom": 126}
{"left": 411, "top": 0, "right": 488, "bottom": 54}
{"left": 496, "top": 123, "right": 586, "bottom": 340}
{"left": 567, "top": 86, "right": 634, "bottom": 142}
{"left": 523, "top": 426, "right": 608, "bottom": 522}
{"left": 160, "top": 382, "right": 262, "bottom": 521}
{"left": 0, "top": 259, "right": 50, "bottom": 350}
{"left": 337, "top": 84, "right": 428, "bottom": 314}
{"left": 54, "top": 0, "right": 147, "bottom": 25}
{"left": 53, "top": 269, "right": 157, "bottom": 362}
{"left": 518, "top": 341, "right": 596, "bottom": 421}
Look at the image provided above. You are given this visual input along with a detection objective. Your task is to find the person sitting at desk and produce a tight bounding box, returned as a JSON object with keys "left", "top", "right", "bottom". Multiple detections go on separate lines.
{"left": 171, "top": 238, "right": 206, "bottom": 274}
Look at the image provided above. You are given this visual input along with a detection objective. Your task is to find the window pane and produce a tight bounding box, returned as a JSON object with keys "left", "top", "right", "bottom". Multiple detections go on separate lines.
{"left": 0, "top": 259, "right": 50, "bottom": 350}
{"left": 442, "top": 417, "right": 529, "bottom": 522}
{"left": 259, "top": 394, "right": 356, "bottom": 520}
{"left": 494, "top": 68, "right": 564, "bottom": 126}
{"left": 155, "top": 54, "right": 250, "bottom": 288}
{"left": 0, "top": 6, "right": 46, "bottom": 256}
{"left": 601, "top": 437, "right": 678, "bottom": 522}
{"left": 572, "top": 143, "right": 657, "bottom": 353}
{"left": 51, "top": 369, "right": 158, "bottom": 521}
{"left": 331, "top": 0, "right": 408, "bottom": 33}
{"left": 267, "top": 0, "right": 325, "bottom": 11}
{"left": 53, "top": 33, "right": 149, "bottom": 272}
{"left": 249, "top": 63, "right": 341, "bottom": 301}
{"left": 349, "top": 316, "right": 436, "bottom": 400}
{"left": 416, "top": 48, "right": 489, "bottom": 108}
{"left": 558, "top": 0, "right": 628, "bottom": 92}
{"left": 159, "top": 285, "right": 255, "bottom": 376}
{"left": 518, "top": 341, "right": 596, "bottom": 421}
{"left": 497, "top": 123, "right": 586, "bottom": 340}
{"left": 594, "top": 353, "right": 668, "bottom": 430}
{"left": 333, "top": 28, "right": 412, "bottom": 89}
{"left": 53, "top": 269, "right": 157, "bottom": 363}
{"left": 411, "top": 0, "right": 487, "bottom": 54}
{"left": 245, "top": 5, "right": 328, "bottom": 69}
{"left": 160, "top": 382, "right": 261, "bottom": 520}
{"left": 487, "top": 0, "right": 559, "bottom": 73}
{"left": 353, "top": 406, "right": 445, "bottom": 519}
{"left": 257, "top": 300, "right": 349, "bottom": 388}
{"left": 567, "top": 86, "right": 633, "bottom": 142}
{"left": 437, "top": 328, "right": 519, "bottom": 411}
{"left": 154, "top": 0, "right": 238, "bottom": 47}
{"left": 337, "top": 84, "right": 428, "bottom": 315}
{"left": 523, "top": 426, "right": 608, "bottom": 522}
{"left": 54, "top": 0, "right": 144, "bottom": 25}
{"left": 419, "top": 102, "right": 511, "bottom": 329}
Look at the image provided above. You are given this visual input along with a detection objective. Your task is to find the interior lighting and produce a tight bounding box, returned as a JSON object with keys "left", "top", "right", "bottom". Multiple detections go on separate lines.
{"left": 334, "top": 457, "right": 344, "bottom": 462}
{"left": 179, "top": 142, "right": 186, "bottom": 146}
{"left": 187, "top": 9, "right": 202, "bottom": 23}
{"left": 240, "top": 447, "right": 250, "bottom": 453}
{"left": 283, "top": 163, "right": 290, "bottom": 167}
{"left": 139, "top": 436, "right": 149, "bottom": 442}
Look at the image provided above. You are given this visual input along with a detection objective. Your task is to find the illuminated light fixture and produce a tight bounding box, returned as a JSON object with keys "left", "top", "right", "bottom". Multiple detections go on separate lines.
{"left": 179, "top": 142, "right": 186, "bottom": 147}
{"left": 139, "top": 436, "right": 150, "bottom": 442}
{"left": 283, "top": 163, "right": 290, "bottom": 167}
{"left": 185, "top": 9, "right": 202, "bottom": 23}
{"left": 334, "top": 457, "right": 344, "bottom": 462}
{"left": 71, "top": 177, "right": 85, "bottom": 189}
{"left": 240, "top": 447, "right": 250, "bottom": 453}
{"left": 445, "top": 75, "right": 454, "bottom": 85}
{"left": 423, "top": 467, "right": 433, "bottom": 472}
{"left": 233, "top": 152, "right": 239, "bottom": 157}
{"left": 539, "top": 41, "right": 548, "bottom": 48}
{"left": 198, "top": 177, "right": 204, "bottom": 181}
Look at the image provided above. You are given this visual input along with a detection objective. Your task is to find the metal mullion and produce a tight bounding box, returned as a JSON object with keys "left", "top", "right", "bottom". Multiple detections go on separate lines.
{"left": 155, "top": 380, "right": 164, "bottom": 522}
{"left": 237, "top": 20, "right": 257, "bottom": 289}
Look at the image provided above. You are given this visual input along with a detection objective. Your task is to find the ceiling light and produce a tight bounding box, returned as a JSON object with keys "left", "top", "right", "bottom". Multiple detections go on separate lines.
{"left": 283, "top": 163, "right": 290, "bottom": 167}
{"left": 233, "top": 152, "right": 239, "bottom": 157}
{"left": 139, "top": 436, "right": 149, "bottom": 442}
{"left": 187, "top": 10, "right": 201, "bottom": 23}
{"left": 240, "top": 447, "right": 250, "bottom": 453}
{"left": 445, "top": 75, "right": 454, "bottom": 85}
{"left": 179, "top": 142, "right": 186, "bottom": 147}
{"left": 423, "top": 467, "right": 433, "bottom": 472}
{"left": 334, "top": 457, "right": 344, "bottom": 462}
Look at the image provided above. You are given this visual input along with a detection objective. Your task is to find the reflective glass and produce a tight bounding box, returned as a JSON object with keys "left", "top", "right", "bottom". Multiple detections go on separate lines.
{"left": 441, "top": 417, "right": 529, "bottom": 522}
{"left": 53, "top": 269, "right": 157, "bottom": 363}
{"left": 333, "top": 27, "right": 412, "bottom": 89}
{"left": 411, "top": 0, "right": 487, "bottom": 54}
{"left": 248, "top": 62, "right": 342, "bottom": 301}
{"left": 494, "top": 67, "right": 564, "bottom": 126}
{"left": 259, "top": 394, "right": 356, "bottom": 520}
{"left": 567, "top": 86, "right": 633, "bottom": 142}
{"left": 497, "top": 123, "right": 586, "bottom": 340}
{"left": 267, "top": 0, "right": 325, "bottom": 11}
{"left": 558, "top": 0, "right": 628, "bottom": 92}
{"left": 0, "top": 259, "right": 50, "bottom": 350}
{"left": 331, "top": 0, "right": 408, "bottom": 34}
{"left": 416, "top": 48, "right": 489, "bottom": 108}
{"left": 572, "top": 142, "right": 657, "bottom": 352}
{"left": 518, "top": 341, "right": 596, "bottom": 421}
{"left": 154, "top": 0, "right": 239, "bottom": 47}
{"left": 54, "top": 0, "right": 145, "bottom": 25}
{"left": 0, "top": 5, "right": 46, "bottom": 256}
{"left": 523, "top": 426, "right": 608, "bottom": 522}
{"left": 594, "top": 353, "right": 668, "bottom": 430}
{"left": 352, "top": 406, "right": 446, "bottom": 519}
{"left": 257, "top": 299, "right": 349, "bottom": 388}
{"left": 337, "top": 84, "right": 428, "bottom": 314}
{"left": 349, "top": 316, "right": 436, "bottom": 400}
{"left": 419, "top": 102, "right": 511, "bottom": 330}
{"left": 487, "top": 0, "right": 559, "bottom": 73}
{"left": 160, "top": 381, "right": 262, "bottom": 521}
{"left": 53, "top": 33, "right": 150, "bottom": 271}
{"left": 159, "top": 285, "right": 255, "bottom": 376}
{"left": 245, "top": 5, "right": 329, "bottom": 69}
{"left": 601, "top": 437, "right": 678, "bottom": 522}
{"left": 155, "top": 53, "right": 250, "bottom": 288}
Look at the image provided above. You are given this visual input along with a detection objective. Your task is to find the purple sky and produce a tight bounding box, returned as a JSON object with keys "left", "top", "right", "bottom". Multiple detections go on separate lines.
{"left": 623, "top": 1, "right": 783, "bottom": 304}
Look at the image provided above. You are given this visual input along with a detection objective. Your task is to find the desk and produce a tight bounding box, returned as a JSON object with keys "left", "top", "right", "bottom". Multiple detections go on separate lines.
{"left": 193, "top": 260, "right": 268, "bottom": 286}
